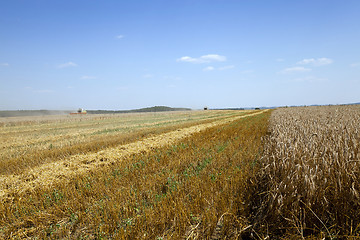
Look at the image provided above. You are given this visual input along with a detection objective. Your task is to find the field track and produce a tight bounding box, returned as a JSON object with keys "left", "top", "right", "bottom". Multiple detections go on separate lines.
{"left": 0, "top": 110, "right": 268, "bottom": 200}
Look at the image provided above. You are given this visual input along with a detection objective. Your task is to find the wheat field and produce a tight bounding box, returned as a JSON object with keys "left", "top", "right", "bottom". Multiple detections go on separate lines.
{"left": 249, "top": 105, "right": 360, "bottom": 239}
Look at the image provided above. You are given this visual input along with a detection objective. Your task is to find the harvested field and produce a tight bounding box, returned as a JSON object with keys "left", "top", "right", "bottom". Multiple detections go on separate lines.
{"left": 0, "top": 110, "right": 251, "bottom": 176}
{"left": 0, "top": 109, "right": 269, "bottom": 239}
{"left": 0, "top": 110, "right": 265, "bottom": 200}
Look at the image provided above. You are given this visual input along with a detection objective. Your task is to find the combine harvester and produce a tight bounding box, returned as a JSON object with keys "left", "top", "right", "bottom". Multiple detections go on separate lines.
{"left": 70, "top": 108, "right": 87, "bottom": 115}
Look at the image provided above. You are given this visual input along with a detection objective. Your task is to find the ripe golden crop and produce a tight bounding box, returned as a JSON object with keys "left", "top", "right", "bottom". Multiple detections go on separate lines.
{"left": 251, "top": 105, "right": 360, "bottom": 238}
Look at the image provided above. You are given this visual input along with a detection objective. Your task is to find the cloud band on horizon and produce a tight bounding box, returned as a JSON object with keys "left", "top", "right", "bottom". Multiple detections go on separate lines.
{"left": 177, "top": 54, "right": 227, "bottom": 64}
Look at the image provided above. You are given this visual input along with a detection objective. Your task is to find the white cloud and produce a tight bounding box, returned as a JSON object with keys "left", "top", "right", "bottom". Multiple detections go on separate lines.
{"left": 350, "top": 62, "right": 360, "bottom": 67}
{"left": 81, "top": 75, "right": 97, "bottom": 80}
{"left": 177, "top": 54, "right": 226, "bottom": 64}
{"left": 202, "top": 65, "right": 235, "bottom": 71}
{"left": 292, "top": 76, "right": 327, "bottom": 83}
{"left": 0, "top": 63, "right": 9, "bottom": 67}
{"left": 280, "top": 67, "right": 312, "bottom": 74}
{"left": 202, "top": 54, "right": 226, "bottom": 62}
{"left": 116, "top": 35, "right": 124, "bottom": 39}
{"left": 218, "top": 65, "right": 235, "bottom": 70}
{"left": 203, "top": 66, "right": 215, "bottom": 71}
{"left": 297, "top": 58, "right": 333, "bottom": 66}
{"left": 57, "top": 62, "right": 77, "bottom": 68}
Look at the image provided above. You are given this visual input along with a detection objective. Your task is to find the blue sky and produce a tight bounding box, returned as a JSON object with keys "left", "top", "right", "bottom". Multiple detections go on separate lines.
{"left": 1, "top": 0, "right": 360, "bottom": 110}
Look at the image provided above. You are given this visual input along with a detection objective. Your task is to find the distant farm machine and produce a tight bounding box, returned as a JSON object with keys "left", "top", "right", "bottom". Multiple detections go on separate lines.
{"left": 70, "top": 108, "right": 87, "bottom": 115}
